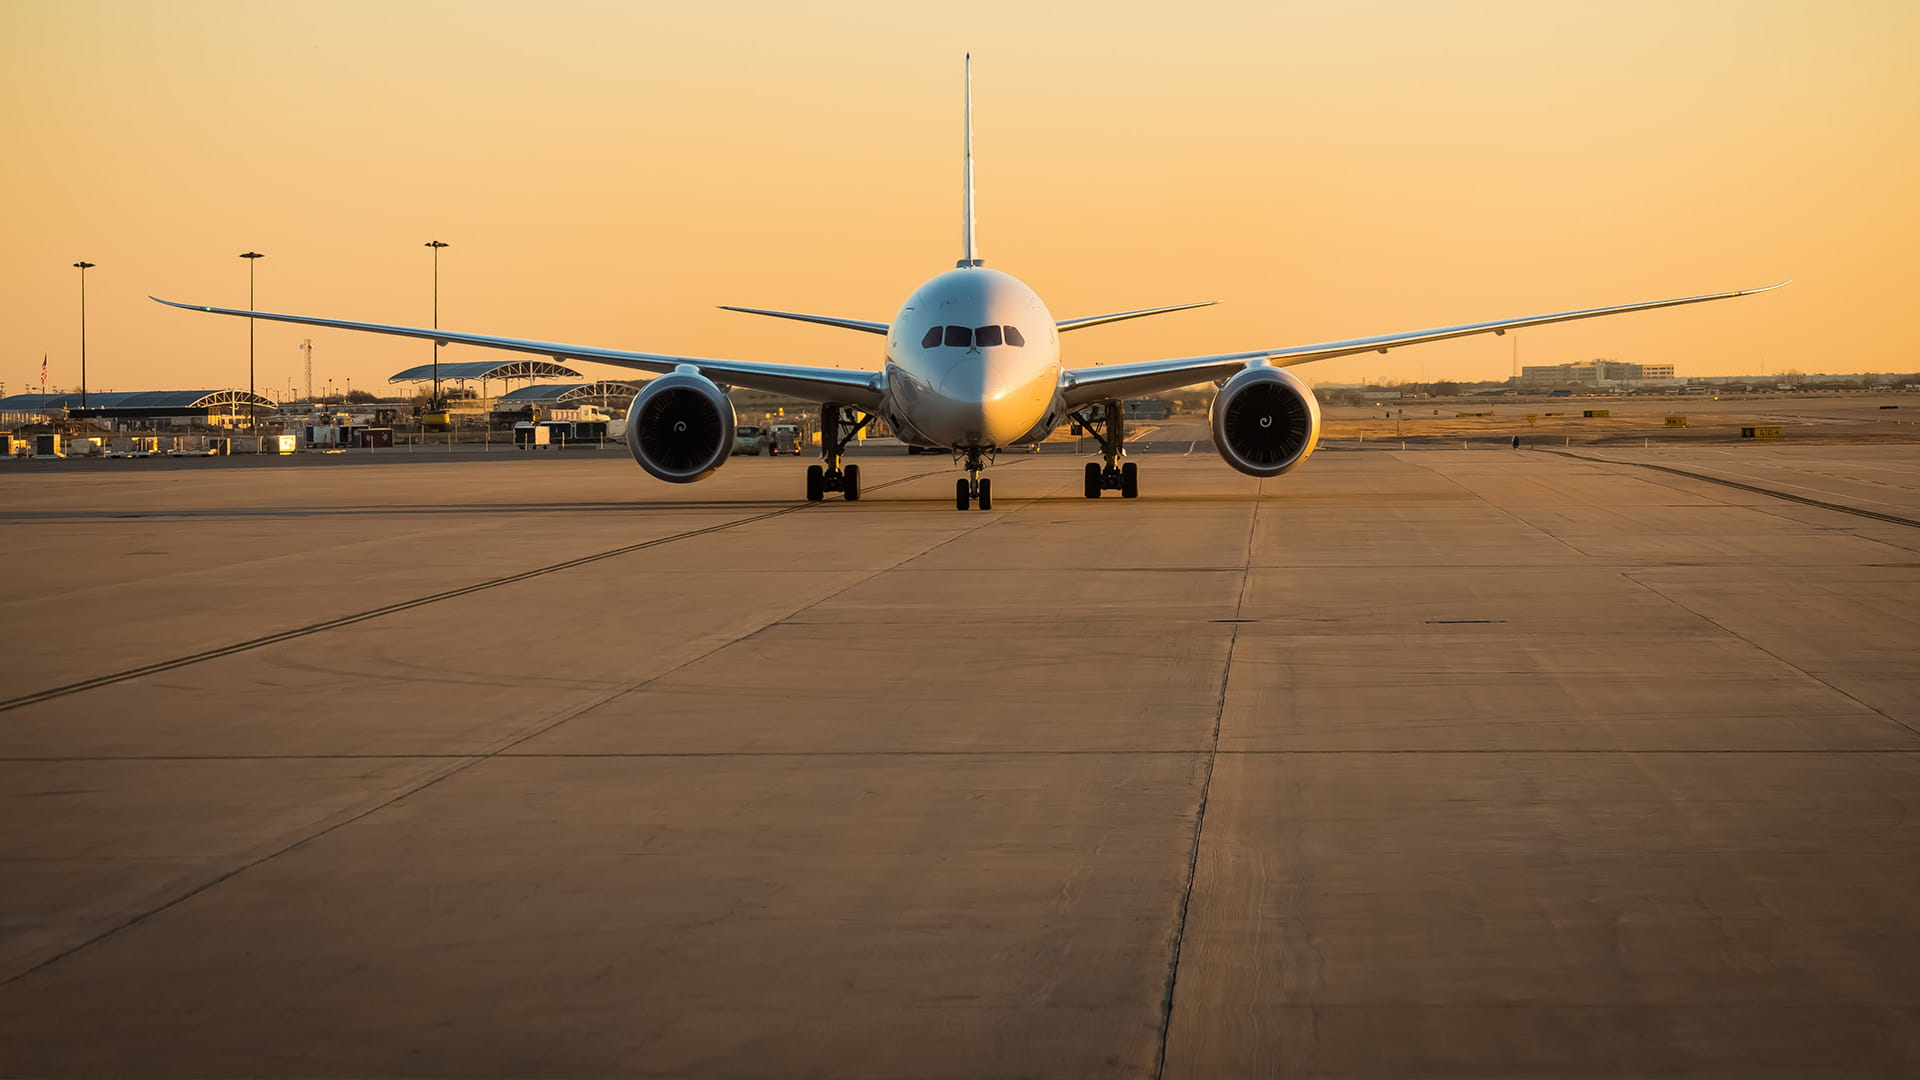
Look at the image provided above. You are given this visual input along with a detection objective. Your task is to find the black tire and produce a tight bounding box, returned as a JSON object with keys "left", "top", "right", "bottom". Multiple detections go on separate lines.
{"left": 843, "top": 464, "right": 861, "bottom": 502}
{"left": 907, "top": 445, "right": 922, "bottom": 455}
{"left": 1120, "top": 461, "right": 1139, "bottom": 499}
{"left": 955, "top": 478, "right": 970, "bottom": 511}
{"left": 1084, "top": 461, "right": 1102, "bottom": 499}
{"left": 806, "top": 464, "right": 824, "bottom": 502}
{"left": 978, "top": 478, "right": 992, "bottom": 510}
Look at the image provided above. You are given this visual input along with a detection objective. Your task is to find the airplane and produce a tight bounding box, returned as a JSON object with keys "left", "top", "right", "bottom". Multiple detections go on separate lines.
{"left": 156, "top": 57, "right": 1783, "bottom": 511}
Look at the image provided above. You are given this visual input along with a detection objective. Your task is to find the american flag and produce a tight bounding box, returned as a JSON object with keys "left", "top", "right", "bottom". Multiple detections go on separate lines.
{"left": 41, "top": 353, "right": 47, "bottom": 395}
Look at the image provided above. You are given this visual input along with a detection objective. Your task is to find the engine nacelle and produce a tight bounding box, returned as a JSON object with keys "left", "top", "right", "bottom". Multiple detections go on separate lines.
{"left": 625, "top": 370, "right": 736, "bottom": 483}
{"left": 1210, "top": 364, "right": 1321, "bottom": 477}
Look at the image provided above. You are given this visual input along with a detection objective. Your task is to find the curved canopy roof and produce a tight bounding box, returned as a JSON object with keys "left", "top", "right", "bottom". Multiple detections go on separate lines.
{"left": 496, "top": 381, "right": 643, "bottom": 405}
{"left": 0, "top": 389, "right": 276, "bottom": 412}
{"left": 388, "top": 359, "right": 583, "bottom": 383}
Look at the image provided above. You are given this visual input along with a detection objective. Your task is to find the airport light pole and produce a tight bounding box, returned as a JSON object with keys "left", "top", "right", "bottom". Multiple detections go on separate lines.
{"left": 72, "top": 262, "right": 95, "bottom": 410}
{"left": 425, "top": 240, "right": 449, "bottom": 409}
{"left": 239, "top": 251, "right": 264, "bottom": 430}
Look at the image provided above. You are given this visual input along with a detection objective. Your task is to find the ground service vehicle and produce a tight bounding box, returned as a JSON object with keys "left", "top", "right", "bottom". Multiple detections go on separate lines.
{"left": 732, "top": 426, "right": 771, "bottom": 456}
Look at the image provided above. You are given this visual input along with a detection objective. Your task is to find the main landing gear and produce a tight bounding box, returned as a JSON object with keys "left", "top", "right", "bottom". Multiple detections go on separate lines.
{"left": 955, "top": 446, "right": 993, "bottom": 510}
{"left": 1073, "top": 401, "right": 1139, "bottom": 499}
{"left": 806, "top": 404, "right": 871, "bottom": 502}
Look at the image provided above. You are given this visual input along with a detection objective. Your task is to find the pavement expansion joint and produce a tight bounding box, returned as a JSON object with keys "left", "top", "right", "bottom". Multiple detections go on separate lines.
{"left": 1543, "top": 448, "right": 1920, "bottom": 528}
{"left": 6, "top": 442, "right": 1919, "bottom": 1075}
{"left": 0, "top": 468, "right": 958, "bottom": 714}
{"left": 1151, "top": 492, "right": 1257, "bottom": 1079}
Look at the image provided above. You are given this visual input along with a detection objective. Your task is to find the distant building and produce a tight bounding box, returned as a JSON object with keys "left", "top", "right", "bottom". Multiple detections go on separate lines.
{"left": 0, "top": 389, "right": 277, "bottom": 430}
{"left": 1518, "top": 359, "right": 1672, "bottom": 386}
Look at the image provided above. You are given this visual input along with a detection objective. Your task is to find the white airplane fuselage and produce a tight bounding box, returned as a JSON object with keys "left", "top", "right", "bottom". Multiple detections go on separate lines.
{"left": 880, "top": 267, "right": 1062, "bottom": 450}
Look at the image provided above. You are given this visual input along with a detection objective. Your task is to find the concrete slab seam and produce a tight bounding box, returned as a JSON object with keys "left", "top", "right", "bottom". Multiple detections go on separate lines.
{"left": 1543, "top": 449, "right": 1920, "bottom": 529}
{"left": 1398, "top": 451, "right": 1600, "bottom": 560}
{"left": 9, "top": 749, "right": 1920, "bottom": 764}
{"left": 0, "top": 470, "right": 951, "bottom": 715}
{"left": 0, "top": 675, "right": 666, "bottom": 990}
{"left": 699, "top": 484, "right": 1027, "bottom": 647}
{"left": 1152, "top": 484, "right": 1258, "bottom": 1079}
{"left": 1618, "top": 572, "right": 1920, "bottom": 744}
{"left": 0, "top": 484, "right": 979, "bottom": 990}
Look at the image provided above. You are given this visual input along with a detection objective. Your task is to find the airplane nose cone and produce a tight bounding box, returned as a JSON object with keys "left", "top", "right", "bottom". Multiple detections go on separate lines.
{"left": 933, "top": 356, "right": 1054, "bottom": 445}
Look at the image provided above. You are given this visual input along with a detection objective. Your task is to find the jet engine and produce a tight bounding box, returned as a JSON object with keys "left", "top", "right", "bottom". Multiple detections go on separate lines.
{"left": 625, "top": 370, "right": 736, "bottom": 483}
{"left": 1210, "top": 364, "right": 1321, "bottom": 477}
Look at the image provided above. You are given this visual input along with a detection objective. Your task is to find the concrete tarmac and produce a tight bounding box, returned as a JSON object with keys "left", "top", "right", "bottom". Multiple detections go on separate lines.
{"left": 2, "top": 439, "right": 1918, "bottom": 1077}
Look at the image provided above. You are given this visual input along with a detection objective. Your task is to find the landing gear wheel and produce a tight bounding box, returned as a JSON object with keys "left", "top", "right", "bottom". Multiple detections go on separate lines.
{"left": 955, "top": 478, "right": 971, "bottom": 511}
{"left": 1084, "top": 461, "right": 1102, "bottom": 499}
{"left": 1120, "top": 461, "right": 1139, "bottom": 499}
{"left": 806, "top": 464, "right": 824, "bottom": 502}
{"left": 843, "top": 464, "right": 861, "bottom": 502}
{"left": 978, "top": 478, "right": 992, "bottom": 510}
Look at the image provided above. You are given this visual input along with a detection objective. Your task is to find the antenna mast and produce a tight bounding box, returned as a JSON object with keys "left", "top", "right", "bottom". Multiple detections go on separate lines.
{"left": 959, "top": 54, "right": 981, "bottom": 268}
{"left": 299, "top": 339, "right": 313, "bottom": 401}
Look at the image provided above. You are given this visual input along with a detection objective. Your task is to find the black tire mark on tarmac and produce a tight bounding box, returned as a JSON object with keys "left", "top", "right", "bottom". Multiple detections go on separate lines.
{"left": 1542, "top": 448, "right": 1920, "bottom": 529}
{"left": 0, "top": 466, "right": 1011, "bottom": 988}
{"left": 0, "top": 471, "right": 944, "bottom": 714}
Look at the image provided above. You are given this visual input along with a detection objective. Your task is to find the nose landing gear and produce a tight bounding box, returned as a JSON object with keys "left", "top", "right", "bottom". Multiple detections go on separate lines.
{"left": 1073, "top": 401, "right": 1139, "bottom": 499}
{"left": 955, "top": 447, "right": 993, "bottom": 510}
{"left": 807, "top": 404, "right": 870, "bottom": 502}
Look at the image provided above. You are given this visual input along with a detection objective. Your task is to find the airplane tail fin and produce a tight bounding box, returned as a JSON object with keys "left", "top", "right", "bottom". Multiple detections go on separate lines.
{"left": 958, "top": 54, "right": 982, "bottom": 268}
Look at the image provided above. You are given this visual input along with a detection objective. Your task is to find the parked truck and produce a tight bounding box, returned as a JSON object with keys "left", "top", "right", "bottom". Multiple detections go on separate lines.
{"left": 768, "top": 422, "right": 803, "bottom": 455}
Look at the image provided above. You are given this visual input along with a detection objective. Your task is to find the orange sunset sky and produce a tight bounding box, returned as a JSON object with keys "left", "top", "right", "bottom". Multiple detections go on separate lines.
{"left": 3, "top": 0, "right": 1915, "bottom": 399}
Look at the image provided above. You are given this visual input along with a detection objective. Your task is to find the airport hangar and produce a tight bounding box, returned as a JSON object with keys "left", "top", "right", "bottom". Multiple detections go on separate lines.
{"left": 0, "top": 390, "right": 278, "bottom": 430}
{"left": 385, "top": 361, "right": 806, "bottom": 424}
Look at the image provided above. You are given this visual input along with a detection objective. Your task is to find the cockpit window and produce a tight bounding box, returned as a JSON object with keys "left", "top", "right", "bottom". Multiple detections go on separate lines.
{"left": 924, "top": 325, "right": 1027, "bottom": 348}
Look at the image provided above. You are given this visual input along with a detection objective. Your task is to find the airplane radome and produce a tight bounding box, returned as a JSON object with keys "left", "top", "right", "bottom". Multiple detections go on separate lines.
{"left": 155, "top": 57, "right": 1783, "bottom": 511}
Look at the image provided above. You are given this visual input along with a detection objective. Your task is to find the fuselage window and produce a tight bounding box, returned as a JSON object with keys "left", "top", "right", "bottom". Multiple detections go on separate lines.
{"left": 943, "top": 325, "right": 971, "bottom": 348}
{"left": 974, "top": 325, "right": 1003, "bottom": 348}
{"left": 921, "top": 326, "right": 942, "bottom": 348}
{"left": 1004, "top": 325, "right": 1026, "bottom": 347}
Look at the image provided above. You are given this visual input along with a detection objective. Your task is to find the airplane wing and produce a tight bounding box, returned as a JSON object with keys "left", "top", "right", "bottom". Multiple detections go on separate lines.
{"left": 1058, "top": 282, "right": 1787, "bottom": 407}
{"left": 1055, "top": 300, "right": 1219, "bottom": 332}
{"left": 717, "top": 306, "right": 888, "bottom": 335}
{"left": 152, "top": 298, "right": 885, "bottom": 408}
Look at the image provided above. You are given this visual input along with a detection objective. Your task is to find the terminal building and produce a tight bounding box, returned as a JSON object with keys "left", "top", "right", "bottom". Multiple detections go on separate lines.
{"left": 0, "top": 389, "right": 278, "bottom": 430}
{"left": 493, "top": 381, "right": 642, "bottom": 418}
{"left": 1518, "top": 359, "right": 1675, "bottom": 387}
{"left": 386, "top": 359, "right": 587, "bottom": 400}
{"left": 386, "top": 361, "right": 656, "bottom": 428}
